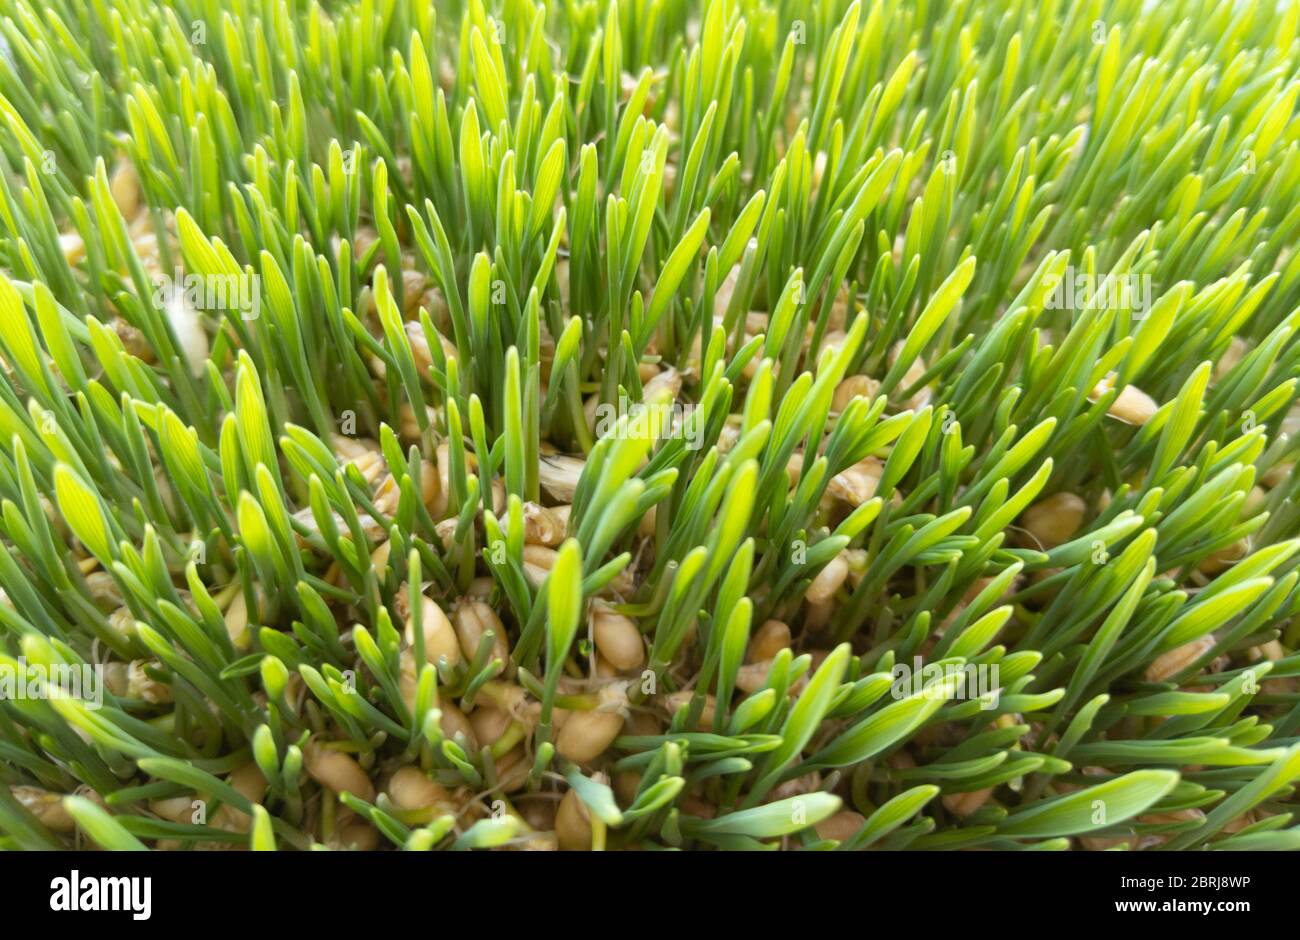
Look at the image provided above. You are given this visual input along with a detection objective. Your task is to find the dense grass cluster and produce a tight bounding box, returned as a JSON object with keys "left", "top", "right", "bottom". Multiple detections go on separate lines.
{"left": 0, "top": 0, "right": 1299, "bottom": 851}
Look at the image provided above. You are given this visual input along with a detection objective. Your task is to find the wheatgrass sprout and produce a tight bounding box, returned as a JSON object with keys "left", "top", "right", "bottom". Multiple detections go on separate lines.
{"left": 0, "top": 0, "right": 1298, "bottom": 854}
